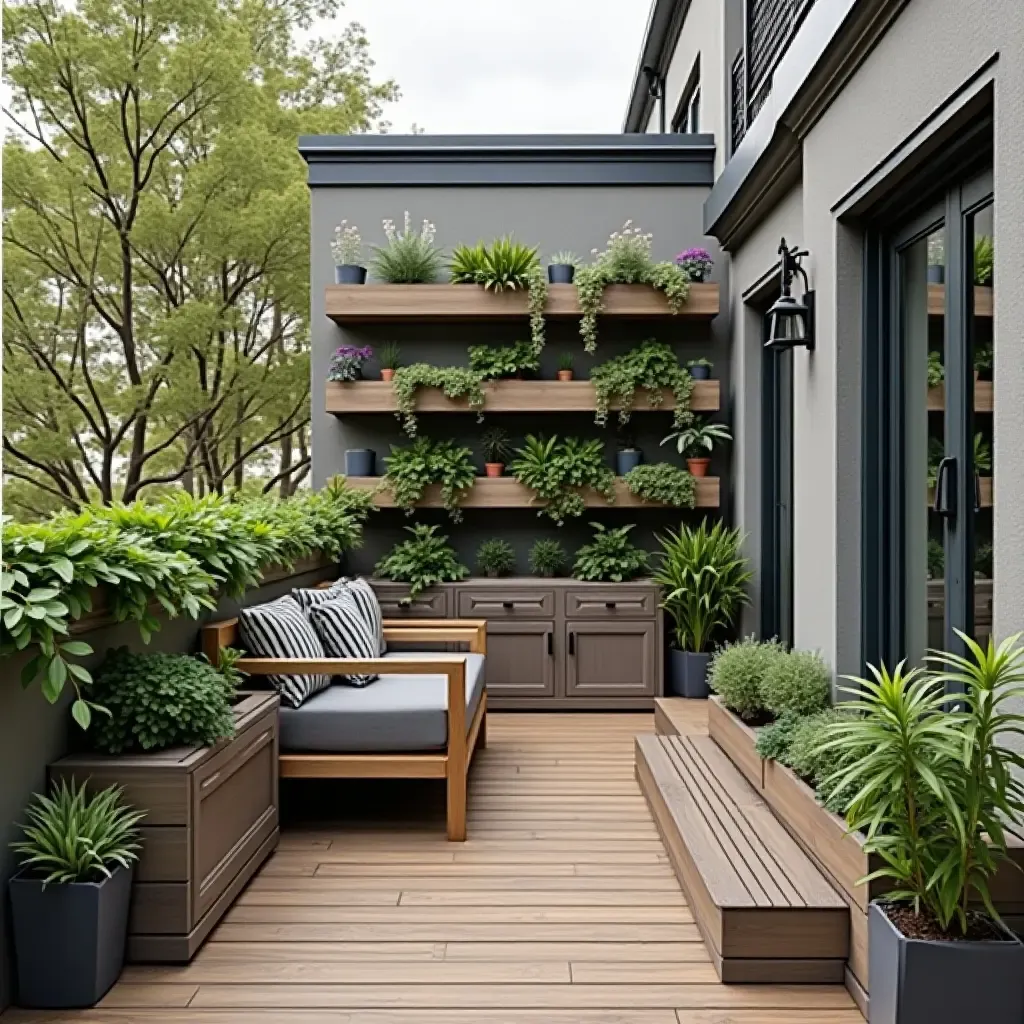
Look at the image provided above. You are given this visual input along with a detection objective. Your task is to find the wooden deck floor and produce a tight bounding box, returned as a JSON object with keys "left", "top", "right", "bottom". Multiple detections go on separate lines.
{"left": 3, "top": 713, "right": 859, "bottom": 1024}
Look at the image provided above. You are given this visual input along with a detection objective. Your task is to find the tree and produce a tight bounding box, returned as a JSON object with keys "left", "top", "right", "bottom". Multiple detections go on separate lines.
{"left": 2, "top": 0, "right": 397, "bottom": 518}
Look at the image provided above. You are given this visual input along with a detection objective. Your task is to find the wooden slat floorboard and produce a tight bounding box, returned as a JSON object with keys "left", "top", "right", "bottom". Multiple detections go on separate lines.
{"left": 7, "top": 713, "right": 857, "bottom": 1022}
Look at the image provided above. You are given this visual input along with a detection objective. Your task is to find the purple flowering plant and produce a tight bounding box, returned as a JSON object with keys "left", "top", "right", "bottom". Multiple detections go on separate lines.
{"left": 328, "top": 345, "right": 373, "bottom": 382}
{"left": 674, "top": 247, "right": 714, "bottom": 282}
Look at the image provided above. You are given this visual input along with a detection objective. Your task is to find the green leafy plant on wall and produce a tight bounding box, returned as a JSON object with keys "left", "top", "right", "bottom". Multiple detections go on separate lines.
{"left": 572, "top": 523, "right": 649, "bottom": 582}
{"left": 623, "top": 463, "right": 697, "bottom": 508}
{"left": 449, "top": 242, "right": 489, "bottom": 283}
{"left": 574, "top": 222, "right": 691, "bottom": 352}
{"left": 371, "top": 211, "right": 445, "bottom": 283}
{"left": 476, "top": 539, "right": 516, "bottom": 578}
{"left": 510, "top": 434, "right": 615, "bottom": 525}
{"left": 468, "top": 341, "right": 541, "bottom": 380}
{"left": 391, "top": 364, "right": 486, "bottom": 436}
{"left": 529, "top": 538, "right": 568, "bottom": 578}
{"left": 382, "top": 437, "right": 476, "bottom": 521}
{"left": 590, "top": 340, "right": 695, "bottom": 429}
{"left": 374, "top": 524, "right": 469, "bottom": 598}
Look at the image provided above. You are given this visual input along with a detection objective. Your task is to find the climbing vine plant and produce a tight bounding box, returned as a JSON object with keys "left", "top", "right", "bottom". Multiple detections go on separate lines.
{"left": 590, "top": 340, "right": 695, "bottom": 429}
{"left": 391, "top": 364, "right": 486, "bottom": 436}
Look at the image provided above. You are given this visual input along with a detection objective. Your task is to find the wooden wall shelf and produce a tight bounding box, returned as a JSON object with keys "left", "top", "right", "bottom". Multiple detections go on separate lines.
{"left": 327, "top": 379, "right": 721, "bottom": 415}
{"left": 345, "top": 475, "right": 720, "bottom": 509}
{"left": 927, "top": 380, "right": 993, "bottom": 412}
{"left": 927, "top": 283, "right": 993, "bottom": 318}
{"left": 928, "top": 476, "right": 992, "bottom": 508}
{"left": 325, "top": 282, "right": 720, "bottom": 323}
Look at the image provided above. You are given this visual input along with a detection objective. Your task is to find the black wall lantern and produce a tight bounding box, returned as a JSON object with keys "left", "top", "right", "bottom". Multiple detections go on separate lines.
{"left": 765, "top": 238, "right": 815, "bottom": 351}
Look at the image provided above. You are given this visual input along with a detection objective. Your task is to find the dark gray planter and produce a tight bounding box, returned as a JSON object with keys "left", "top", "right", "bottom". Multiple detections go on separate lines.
{"left": 868, "top": 901, "right": 1024, "bottom": 1024}
{"left": 667, "top": 649, "right": 711, "bottom": 698}
{"left": 926, "top": 264, "right": 945, "bottom": 285}
{"left": 547, "top": 263, "right": 575, "bottom": 284}
{"left": 616, "top": 449, "right": 643, "bottom": 475}
{"left": 335, "top": 264, "right": 367, "bottom": 284}
{"left": 9, "top": 865, "right": 133, "bottom": 1008}
{"left": 688, "top": 364, "right": 711, "bottom": 380}
{"left": 345, "top": 448, "right": 375, "bottom": 476}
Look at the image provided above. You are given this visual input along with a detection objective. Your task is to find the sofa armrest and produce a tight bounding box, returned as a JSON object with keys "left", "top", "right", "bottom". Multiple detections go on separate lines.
{"left": 382, "top": 619, "right": 487, "bottom": 655}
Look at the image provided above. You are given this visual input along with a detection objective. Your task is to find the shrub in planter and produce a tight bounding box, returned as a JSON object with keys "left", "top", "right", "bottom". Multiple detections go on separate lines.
{"left": 529, "top": 538, "right": 568, "bottom": 578}
{"left": 784, "top": 706, "right": 863, "bottom": 814}
{"left": 9, "top": 780, "right": 143, "bottom": 1008}
{"left": 572, "top": 523, "right": 648, "bottom": 582}
{"left": 477, "top": 539, "right": 516, "bottom": 578}
{"left": 374, "top": 524, "right": 469, "bottom": 598}
{"left": 708, "top": 636, "right": 786, "bottom": 720}
{"left": 760, "top": 648, "right": 831, "bottom": 718}
{"left": 469, "top": 340, "right": 541, "bottom": 381}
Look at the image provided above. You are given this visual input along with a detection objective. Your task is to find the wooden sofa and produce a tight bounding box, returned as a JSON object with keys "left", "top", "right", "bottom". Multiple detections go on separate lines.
{"left": 201, "top": 615, "right": 487, "bottom": 841}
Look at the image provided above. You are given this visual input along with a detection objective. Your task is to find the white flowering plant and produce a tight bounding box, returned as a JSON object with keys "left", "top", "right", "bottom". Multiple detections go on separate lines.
{"left": 331, "top": 221, "right": 362, "bottom": 266}
{"left": 371, "top": 211, "right": 445, "bottom": 283}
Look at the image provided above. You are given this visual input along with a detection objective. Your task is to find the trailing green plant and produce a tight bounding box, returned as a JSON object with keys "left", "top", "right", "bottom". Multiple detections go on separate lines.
{"left": 528, "top": 538, "right": 568, "bottom": 578}
{"left": 370, "top": 211, "right": 444, "bottom": 283}
{"left": 480, "top": 427, "right": 514, "bottom": 466}
{"left": 12, "top": 779, "right": 143, "bottom": 885}
{"left": 574, "top": 222, "right": 691, "bottom": 352}
{"left": 374, "top": 525, "right": 469, "bottom": 598}
{"left": 761, "top": 648, "right": 832, "bottom": 717}
{"left": 974, "top": 234, "right": 993, "bottom": 286}
{"left": 382, "top": 437, "right": 476, "bottom": 521}
{"left": 623, "top": 464, "right": 697, "bottom": 508}
{"left": 87, "top": 649, "right": 236, "bottom": 754}
{"left": 784, "top": 707, "right": 864, "bottom": 814}
{"left": 449, "top": 241, "right": 489, "bottom": 283}
{"left": 391, "top": 364, "right": 486, "bottom": 435}
{"left": 476, "top": 539, "right": 516, "bottom": 578}
{"left": 468, "top": 341, "right": 541, "bottom": 380}
{"left": 590, "top": 341, "right": 695, "bottom": 428}
{"left": 653, "top": 520, "right": 753, "bottom": 652}
{"left": 379, "top": 341, "right": 402, "bottom": 371}
{"left": 708, "top": 637, "right": 786, "bottom": 720}
{"left": 1, "top": 483, "right": 372, "bottom": 728}
{"left": 927, "top": 350, "right": 944, "bottom": 388}
{"left": 510, "top": 435, "right": 615, "bottom": 525}
{"left": 572, "top": 523, "right": 649, "bottom": 582}
{"left": 662, "top": 417, "right": 732, "bottom": 459}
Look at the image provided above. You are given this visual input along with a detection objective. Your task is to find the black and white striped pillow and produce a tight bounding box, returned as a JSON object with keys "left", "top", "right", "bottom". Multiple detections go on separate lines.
{"left": 293, "top": 578, "right": 386, "bottom": 655}
{"left": 238, "top": 595, "right": 330, "bottom": 708}
{"left": 308, "top": 592, "right": 380, "bottom": 687}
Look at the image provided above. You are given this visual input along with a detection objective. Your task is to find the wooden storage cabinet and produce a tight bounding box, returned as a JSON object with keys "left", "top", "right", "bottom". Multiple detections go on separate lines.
{"left": 483, "top": 620, "right": 557, "bottom": 698}
{"left": 565, "top": 620, "right": 659, "bottom": 698}
{"left": 372, "top": 581, "right": 451, "bottom": 618}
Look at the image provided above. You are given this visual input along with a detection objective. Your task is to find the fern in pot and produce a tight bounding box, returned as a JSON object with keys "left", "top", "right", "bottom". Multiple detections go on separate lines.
{"left": 652, "top": 520, "right": 752, "bottom": 698}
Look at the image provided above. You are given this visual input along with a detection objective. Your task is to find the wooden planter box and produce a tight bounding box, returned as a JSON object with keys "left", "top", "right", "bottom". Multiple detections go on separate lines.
{"left": 707, "top": 696, "right": 763, "bottom": 789}
{"left": 49, "top": 693, "right": 280, "bottom": 962}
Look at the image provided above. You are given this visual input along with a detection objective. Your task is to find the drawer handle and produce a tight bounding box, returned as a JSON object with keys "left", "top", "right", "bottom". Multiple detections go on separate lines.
{"left": 547, "top": 631, "right": 553, "bottom": 656}
{"left": 568, "top": 631, "right": 575, "bottom": 656}
{"left": 605, "top": 601, "right": 616, "bottom": 609}
{"left": 397, "top": 598, "right": 412, "bottom": 609}
{"left": 502, "top": 601, "right": 514, "bottom": 609}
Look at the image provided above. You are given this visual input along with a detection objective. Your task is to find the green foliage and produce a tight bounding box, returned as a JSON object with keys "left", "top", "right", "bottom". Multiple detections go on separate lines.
{"left": 653, "top": 520, "right": 752, "bottom": 652}
{"left": 1, "top": 482, "right": 372, "bottom": 724}
{"left": 755, "top": 710, "right": 804, "bottom": 762}
{"left": 590, "top": 341, "right": 695, "bottom": 429}
{"left": 687, "top": 358, "right": 712, "bottom": 370}
{"left": 927, "top": 351, "right": 945, "bottom": 388}
{"left": 528, "top": 538, "right": 568, "bottom": 578}
{"left": 371, "top": 212, "right": 444, "bottom": 283}
{"left": 662, "top": 417, "right": 732, "bottom": 459}
{"left": 391, "top": 364, "right": 486, "bottom": 436}
{"left": 975, "top": 541, "right": 993, "bottom": 578}
{"left": 785, "top": 707, "right": 863, "bottom": 814}
{"left": 623, "top": 464, "right": 696, "bottom": 508}
{"left": 379, "top": 341, "right": 402, "bottom": 371}
{"left": 928, "top": 538, "right": 945, "bottom": 579}
{"left": 574, "top": 222, "right": 690, "bottom": 352}
{"left": 476, "top": 539, "right": 516, "bottom": 578}
{"left": 87, "top": 649, "right": 235, "bottom": 754}
{"left": 12, "top": 779, "right": 143, "bottom": 885}
{"left": 558, "top": 351, "right": 575, "bottom": 372}
{"left": 709, "top": 637, "right": 786, "bottom": 719}
{"left": 382, "top": 438, "right": 476, "bottom": 521}
{"left": 374, "top": 525, "right": 468, "bottom": 598}
{"left": 572, "top": 523, "right": 649, "bottom": 582}
{"left": 974, "top": 235, "right": 994, "bottom": 286}
{"left": 974, "top": 431, "right": 992, "bottom": 473}
{"left": 550, "top": 251, "right": 580, "bottom": 267}
{"left": 510, "top": 435, "right": 615, "bottom": 525}
{"left": 449, "top": 242, "right": 489, "bottom": 283}
{"left": 469, "top": 341, "right": 541, "bottom": 380}
{"left": 480, "top": 427, "right": 513, "bottom": 465}
{"left": 761, "top": 649, "right": 831, "bottom": 717}
{"left": 475, "top": 236, "right": 539, "bottom": 292}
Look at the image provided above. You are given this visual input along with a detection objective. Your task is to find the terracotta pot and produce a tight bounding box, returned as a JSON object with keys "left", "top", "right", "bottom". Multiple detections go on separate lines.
{"left": 687, "top": 457, "right": 711, "bottom": 477}
{"left": 380, "top": 368, "right": 395, "bottom": 382}
{"left": 484, "top": 463, "right": 504, "bottom": 478}
{"left": 557, "top": 370, "right": 574, "bottom": 382}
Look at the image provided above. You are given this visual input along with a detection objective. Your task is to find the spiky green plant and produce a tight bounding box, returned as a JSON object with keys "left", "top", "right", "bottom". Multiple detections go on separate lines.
{"left": 476, "top": 236, "right": 539, "bottom": 292}
{"left": 476, "top": 539, "right": 516, "bottom": 578}
{"left": 370, "top": 211, "right": 444, "bottom": 283}
{"left": 529, "top": 538, "right": 568, "bottom": 578}
{"left": 449, "top": 241, "right": 489, "bottom": 284}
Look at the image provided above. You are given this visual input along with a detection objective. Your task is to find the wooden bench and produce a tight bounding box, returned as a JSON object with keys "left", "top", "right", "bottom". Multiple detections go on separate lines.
{"left": 635, "top": 733, "right": 849, "bottom": 983}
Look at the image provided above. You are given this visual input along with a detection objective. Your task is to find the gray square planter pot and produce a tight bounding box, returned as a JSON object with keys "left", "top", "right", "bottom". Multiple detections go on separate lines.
{"left": 9, "top": 864, "right": 133, "bottom": 1008}
{"left": 869, "top": 901, "right": 1024, "bottom": 1024}
{"left": 667, "top": 649, "right": 711, "bottom": 698}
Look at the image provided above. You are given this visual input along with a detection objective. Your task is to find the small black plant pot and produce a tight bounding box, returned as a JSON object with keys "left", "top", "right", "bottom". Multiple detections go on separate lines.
{"left": 667, "top": 649, "right": 711, "bottom": 698}
{"left": 868, "top": 902, "right": 1024, "bottom": 1024}
{"left": 689, "top": 365, "right": 712, "bottom": 380}
{"left": 345, "top": 449, "right": 375, "bottom": 476}
{"left": 335, "top": 264, "right": 367, "bottom": 285}
{"left": 10, "top": 865, "right": 133, "bottom": 1008}
{"left": 616, "top": 449, "right": 643, "bottom": 475}
{"left": 548, "top": 263, "right": 576, "bottom": 285}
{"left": 926, "top": 264, "right": 945, "bottom": 285}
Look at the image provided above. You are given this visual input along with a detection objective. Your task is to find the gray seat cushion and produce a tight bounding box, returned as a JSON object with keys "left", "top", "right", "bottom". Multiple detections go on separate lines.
{"left": 278, "top": 653, "right": 485, "bottom": 753}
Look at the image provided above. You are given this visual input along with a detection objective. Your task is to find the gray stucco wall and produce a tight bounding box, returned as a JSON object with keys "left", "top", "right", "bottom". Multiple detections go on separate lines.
{"left": 309, "top": 179, "right": 729, "bottom": 574}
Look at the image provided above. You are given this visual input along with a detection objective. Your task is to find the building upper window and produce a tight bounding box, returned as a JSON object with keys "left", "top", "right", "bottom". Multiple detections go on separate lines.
{"left": 672, "top": 59, "right": 701, "bottom": 134}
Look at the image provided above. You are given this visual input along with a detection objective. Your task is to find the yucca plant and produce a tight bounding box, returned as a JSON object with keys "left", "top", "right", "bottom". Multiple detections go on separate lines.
{"left": 477, "top": 236, "right": 540, "bottom": 291}
{"left": 652, "top": 520, "right": 752, "bottom": 652}
{"left": 449, "top": 242, "right": 488, "bottom": 284}
{"left": 12, "top": 779, "right": 144, "bottom": 885}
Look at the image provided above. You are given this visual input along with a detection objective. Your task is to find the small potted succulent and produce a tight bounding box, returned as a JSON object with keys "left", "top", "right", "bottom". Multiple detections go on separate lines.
{"left": 615, "top": 427, "right": 643, "bottom": 476}
{"left": 378, "top": 341, "right": 401, "bottom": 382}
{"left": 557, "top": 352, "right": 575, "bottom": 382}
{"left": 675, "top": 247, "right": 714, "bottom": 283}
{"left": 9, "top": 779, "right": 143, "bottom": 1008}
{"left": 529, "top": 538, "right": 568, "bottom": 578}
{"left": 662, "top": 417, "right": 732, "bottom": 477}
{"left": 345, "top": 448, "right": 375, "bottom": 477}
{"left": 328, "top": 344, "right": 372, "bottom": 383}
{"left": 481, "top": 426, "right": 513, "bottom": 478}
{"left": 686, "top": 357, "right": 713, "bottom": 381}
{"left": 547, "top": 250, "right": 578, "bottom": 285}
{"left": 331, "top": 220, "right": 367, "bottom": 284}
{"left": 477, "top": 538, "right": 516, "bottom": 578}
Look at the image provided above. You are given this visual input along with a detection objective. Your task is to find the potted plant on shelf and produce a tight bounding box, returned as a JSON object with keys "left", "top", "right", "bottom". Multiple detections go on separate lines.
{"left": 331, "top": 220, "right": 366, "bottom": 284}
{"left": 615, "top": 427, "right": 643, "bottom": 476}
{"left": 653, "top": 520, "right": 752, "bottom": 698}
{"left": 477, "top": 539, "right": 516, "bottom": 578}
{"left": 481, "top": 427, "right": 513, "bottom": 478}
{"left": 548, "top": 251, "right": 579, "bottom": 284}
{"left": 662, "top": 417, "right": 732, "bottom": 477}
{"left": 927, "top": 233, "right": 945, "bottom": 284}
{"left": 329, "top": 344, "right": 372, "bottom": 382}
{"left": 557, "top": 352, "right": 575, "bottom": 382}
{"left": 675, "top": 247, "right": 714, "bottom": 283}
{"left": 370, "top": 212, "right": 444, "bottom": 283}
{"left": 9, "top": 779, "right": 143, "bottom": 1008}
{"left": 819, "top": 633, "right": 1024, "bottom": 1024}
{"left": 378, "top": 341, "right": 401, "bottom": 382}
{"left": 345, "top": 448, "right": 375, "bottom": 476}
{"left": 686, "top": 357, "right": 713, "bottom": 381}
{"left": 529, "top": 538, "right": 568, "bottom": 578}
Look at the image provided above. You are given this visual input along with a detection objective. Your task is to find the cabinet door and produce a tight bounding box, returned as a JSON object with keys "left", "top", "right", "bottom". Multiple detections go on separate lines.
{"left": 483, "top": 620, "right": 556, "bottom": 698}
{"left": 565, "top": 620, "right": 657, "bottom": 697}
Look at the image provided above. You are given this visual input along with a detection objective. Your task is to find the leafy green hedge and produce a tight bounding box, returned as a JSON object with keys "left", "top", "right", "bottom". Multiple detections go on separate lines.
{"left": 1, "top": 480, "right": 373, "bottom": 728}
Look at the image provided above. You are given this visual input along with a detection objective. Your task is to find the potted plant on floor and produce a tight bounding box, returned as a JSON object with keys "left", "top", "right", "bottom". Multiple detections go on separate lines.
{"left": 331, "top": 220, "right": 367, "bottom": 284}
{"left": 378, "top": 341, "right": 401, "bottom": 382}
{"left": 481, "top": 427, "right": 513, "bottom": 478}
{"left": 9, "top": 780, "right": 143, "bottom": 1008}
{"left": 557, "top": 352, "right": 575, "bottom": 381}
{"left": 653, "top": 520, "right": 752, "bottom": 698}
{"left": 662, "top": 417, "right": 732, "bottom": 477}
{"left": 819, "top": 633, "right": 1024, "bottom": 1024}
{"left": 548, "top": 250, "right": 579, "bottom": 284}
{"left": 686, "top": 357, "right": 713, "bottom": 381}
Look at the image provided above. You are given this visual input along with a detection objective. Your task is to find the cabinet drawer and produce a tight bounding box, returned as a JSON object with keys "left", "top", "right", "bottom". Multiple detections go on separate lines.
{"left": 372, "top": 583, "right": 449, "bottom": 618}
{"left": 564, "top": 588, "right": 657, "bottom": 619}
{"left": 457, "top": 588, "right": 555, "bottom": 619}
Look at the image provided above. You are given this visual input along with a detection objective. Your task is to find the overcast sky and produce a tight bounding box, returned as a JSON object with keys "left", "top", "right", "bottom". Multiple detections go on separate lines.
{"left": 337, "top": 0, "right": 652, "bottom": 134}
